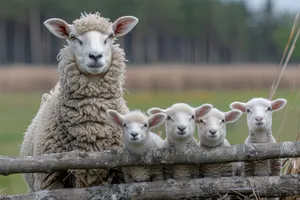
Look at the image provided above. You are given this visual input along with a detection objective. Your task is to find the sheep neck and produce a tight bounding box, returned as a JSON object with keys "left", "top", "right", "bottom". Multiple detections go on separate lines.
{"left": 248, "top": 129, "right": 273, "bottom": 143}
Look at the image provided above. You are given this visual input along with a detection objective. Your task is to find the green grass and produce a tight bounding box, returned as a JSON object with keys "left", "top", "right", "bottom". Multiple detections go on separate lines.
{"left": 0, "top": 89, "right": 299, "bottom": 194}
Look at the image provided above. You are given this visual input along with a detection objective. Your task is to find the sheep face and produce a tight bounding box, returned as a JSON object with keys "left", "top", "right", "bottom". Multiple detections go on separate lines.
{"left": 44, "top": 15, "right": 138, "bottom": 75}
{"left": 148, "top": 103, "right": 213, "bottom": 141}
{"left": 197, "top": 108, "right": 242, "bottom": 147}
{"left": 106, "top": 110, "right": 166, "bottom": 147}
{"left": 230, "top": 98, "right": 287, "bottom": 132}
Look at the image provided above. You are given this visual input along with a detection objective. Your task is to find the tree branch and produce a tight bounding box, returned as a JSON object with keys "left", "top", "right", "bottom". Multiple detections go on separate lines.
{"left": 1, "top": 175, "right": 300, "bottom": 200}
{"left": 1, "top": 141, "right": 300, "bottom": 175}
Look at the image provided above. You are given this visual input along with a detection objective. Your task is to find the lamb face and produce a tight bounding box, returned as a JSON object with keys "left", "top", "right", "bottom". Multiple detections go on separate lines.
{"left": 148, "top": 103, "right": 213, "bottom": 142}
{"left": 106, "top": 110, "right": 166, "bottom": 153}
{"left": 197, "top": 108, "right": 242, "bottom": 147}
{"left": 230, "top": 98, "right": 287, "bottom": 133}
{"left": 44, "top": 13, "right": 138, "bottom": 75}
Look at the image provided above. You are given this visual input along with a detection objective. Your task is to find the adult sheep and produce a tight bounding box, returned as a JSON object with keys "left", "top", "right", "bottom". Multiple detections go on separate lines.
{"left": 20, "top": 12, "right": 138, "bottom": 192}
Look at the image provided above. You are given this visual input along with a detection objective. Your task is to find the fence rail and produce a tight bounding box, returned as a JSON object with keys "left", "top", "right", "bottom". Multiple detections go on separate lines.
{"left": 1, "top": 175, "right": 300, "bottom": 200}
{"left": 0, "top": 141, "right": 300, "bottom": 175}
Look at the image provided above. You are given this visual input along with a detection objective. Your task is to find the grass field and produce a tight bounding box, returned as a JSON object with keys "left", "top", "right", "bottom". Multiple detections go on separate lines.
{"left": 1, "top": 89, "right": 300, "bottom": 194}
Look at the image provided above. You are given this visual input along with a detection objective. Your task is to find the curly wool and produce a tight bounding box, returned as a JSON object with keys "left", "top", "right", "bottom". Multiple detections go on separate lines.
{"left": 73, "top": 12, "right": 112, "bottom": 34}
{"left": 21, "top": 43, "right": 128, "bottom": 191}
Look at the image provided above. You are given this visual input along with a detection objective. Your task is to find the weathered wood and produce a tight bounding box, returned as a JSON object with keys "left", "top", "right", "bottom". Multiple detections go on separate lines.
{"left": 1, "top": 141, "right": 300, "bottom": 175}
{"left": 1, "top": 175, "right": 300, "bottom": 200}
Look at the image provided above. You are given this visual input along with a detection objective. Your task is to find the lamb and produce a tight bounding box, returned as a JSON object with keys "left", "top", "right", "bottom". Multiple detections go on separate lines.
{"left": 230, "top": 98, "right": 287, "bottom": 176}
{"left": 147, "top": 103, "right": 213, "bottom": 180}
{"left": 197, "top": 108, "right": 242, "bottom": 178}
{"left": 20, "top": 12, "right": 138, "bottom": 192}
{"left": 106, "top": 109, "right": 166, "bottom": 183}
{"left": 230, "top": 98, "right": 287, "bottom": 200}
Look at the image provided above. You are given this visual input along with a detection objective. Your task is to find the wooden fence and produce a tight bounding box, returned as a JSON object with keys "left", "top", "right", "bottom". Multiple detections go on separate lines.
{"left": 0, "top": 141, "right": 300, "bottom": 200}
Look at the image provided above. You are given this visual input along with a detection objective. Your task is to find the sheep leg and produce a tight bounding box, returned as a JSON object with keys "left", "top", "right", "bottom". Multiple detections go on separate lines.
{"left": 270, "top": 158, "right": 281, "bottom": 176}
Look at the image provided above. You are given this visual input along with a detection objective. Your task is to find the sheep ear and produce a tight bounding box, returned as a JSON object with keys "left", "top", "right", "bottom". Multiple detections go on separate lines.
{"left": 112, "top": 16, "right": 138, "bottom": 37}
{"left": 195, "top": 104, "right": 213, "bottom": 118}
{"left": 225, "top": 110, "right": 242, "bottom": 123}
{"left": 271, "top": 98, "right": 287, "bottom": 111}
{"left": 44, "top": 18, "right": 71, "bottom": 39}
{"left": 230, "top": 102, "right": 247, "bottom": 113}
{"left": 148, "top": 113, "right": 167, "bottom": 129}
{"left": 147, "top": 107, "right": 166, "bottom": 115}
{"left": 106, "top": 109, "right": 124, "bottom": 127}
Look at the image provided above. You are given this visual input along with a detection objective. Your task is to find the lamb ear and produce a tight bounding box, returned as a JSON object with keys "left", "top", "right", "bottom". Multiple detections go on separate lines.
{"left": 112, "top": 16, "right": 139, "bottom": 37}
{"left": 225, "top": 110, "right": 242, "bottom": 123}
{"left": 195, "top": 104, "right": 213, "bottom": 118}
{"left": 44, "top": 18, "right": 71, "bottom": 39}
{"left": 230, "top": 102, "right": 247, "bottom": 113}
{"left": 147, "top": 107, "right": 166, "bottom": 115}
{"left": 271, "top": 98, "right": 287, "bottom": 111}
{"left": 148, "top": 113, "right": 167, "bottom": 129}
{"left": 106, "top": 109, "right": 124, "bottom": 127}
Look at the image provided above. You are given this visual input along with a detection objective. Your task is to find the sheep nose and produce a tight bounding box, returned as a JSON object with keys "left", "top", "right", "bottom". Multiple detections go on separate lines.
{"left": 177, "top": 125, "right": 186, "bottom": 131}
{"left": 255, "top": 117, "right": 263, "bottom": 122}
{"left": 209, "top": 129, "right": 217, "bottom": 135}
{"left": 89, "top": 53, "right": 103, "bottom": 61}
{"left": 131, "top": 132, "right": 138, "bottom": 137}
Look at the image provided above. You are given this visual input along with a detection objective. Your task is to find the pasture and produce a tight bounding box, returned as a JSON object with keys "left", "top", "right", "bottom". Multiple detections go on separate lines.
{"left": 0, "top": 89, "right": 299, "bottom": 194}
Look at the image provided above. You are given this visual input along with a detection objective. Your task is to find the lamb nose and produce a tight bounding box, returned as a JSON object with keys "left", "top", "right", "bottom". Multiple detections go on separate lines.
{"left": 177, "top": 126, "right": 186, "bottom": 131}
{"left": 209, "top": 129, "right": 217, "bottom": 135}
{"left": 89, "top": 53, "right": 103, "bottom": 61}
{"left": 255, "top": 117, "right": 263, "bottom": 122}
{"left": 131, "top": 132, "right": 138, "bottom": 137}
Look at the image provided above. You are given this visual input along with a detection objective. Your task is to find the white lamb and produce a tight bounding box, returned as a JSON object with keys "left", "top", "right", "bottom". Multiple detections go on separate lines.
{"left": 230, "top": 98, "right": 287, "bottom": 200}
{"left": 106, "top": 109, "right": 166, "bottom": 183}
{"left": 230, "top": 98, "right": 287, "bottom": 176}
{"left": 20, "top": 12, "right": 138, "bottom": 191}
{"left": 148, "top": 103, "right": 213, "bottom": 180}
{"left": 197, "top": 108, "right": 242, "bottom": 178}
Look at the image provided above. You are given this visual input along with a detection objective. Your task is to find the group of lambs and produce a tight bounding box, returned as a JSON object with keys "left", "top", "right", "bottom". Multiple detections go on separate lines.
{"left": 19, "top": 11, "right": 287, "bottom": 200}
{"left": 106, "top": 98, "right": 287, "bottom": 183}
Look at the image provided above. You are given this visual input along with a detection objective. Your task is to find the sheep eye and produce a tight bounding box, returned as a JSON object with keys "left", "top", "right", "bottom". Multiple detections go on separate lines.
{"left": 166, "top": 116, "right": 172, "bottom": 121}
{"left": 108, "top": 33, "right": 115, "bottom": 39}
{"left": 123, "top": 124, "right": 127, "bottom": 128}
{"left": 69, "top": 35, "right": 76, "bottom": 40}
{"left": 267, "top": 107, "right": 272, "bottom": 111}
{"left": 190, "top": 115, "right": 195, "bottom": 120}
{"left": 246, "top": 109, "right": 251, "bottom": 113}
{"left": 221, "top": 119, "right": 225, "bottom": 123}
{"left": 143, "top": 123, "right": 148, "bottom": 128}
{"left": 199, "top": 119, "right": 205, "bottom": 125}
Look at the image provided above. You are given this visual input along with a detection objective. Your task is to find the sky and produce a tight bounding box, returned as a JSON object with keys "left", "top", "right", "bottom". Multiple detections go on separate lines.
{"left": 244, "top": 0, "right": 300, "bottom": 14}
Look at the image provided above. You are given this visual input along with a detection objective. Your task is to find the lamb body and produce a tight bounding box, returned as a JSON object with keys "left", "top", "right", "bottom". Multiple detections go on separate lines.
{"left": 148, "top": 103, "right": 213, "bottom": 180}
{"left": 107, "top": 109, "right": 166, "bottom": 182}
{"left": 20, "top": 12, "right": 138, "bottom": 191}
{"left": 197, "top": 108, "right": 242, "bottom": 178}
{"left": 230, "top": 98, "right": 287, "bottom": 200}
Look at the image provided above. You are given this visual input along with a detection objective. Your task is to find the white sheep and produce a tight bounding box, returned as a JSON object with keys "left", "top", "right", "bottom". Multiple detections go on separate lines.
{"left": 230, "top": 98, "right": 286, "bottom": 200}
{"left": 148, "top": 103, "right": 213, "bottom": 180}
{"left": 20, "top": 12, "right": 138, "bottom": 192}
{"left": 106, "top": 109, "right": 166, "bottom": 183}
{"left": 197, "top": 108, "right": 242, "bottom": 178}
{"left": 230, "top": 98, "right": 287, "bottom": 176}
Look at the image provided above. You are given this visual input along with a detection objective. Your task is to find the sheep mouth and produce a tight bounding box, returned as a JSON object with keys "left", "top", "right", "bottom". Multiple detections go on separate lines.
{"left": 255, "top": 122, "right": 264, "bottom": 126}
{"left": 176, "top": 131, "right": 187, "bottom": 136}
{"left": 87, "top": 63, "right": 103, "bottom": 68}
{"left": 208, "top": 134, "right": 218, "bottom": 139}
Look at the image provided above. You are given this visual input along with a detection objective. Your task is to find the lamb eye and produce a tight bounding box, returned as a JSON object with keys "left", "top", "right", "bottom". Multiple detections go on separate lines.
{"left": 123, "top": 124, "right": 127, "bottom": 128}
{"left": 108, "top": 33, "right": 115, "bottom": 39}
{"left": 69, "top": 35, "right": 76, "bottom": 40}
{"left": 221, "top": 119, "right": 225, "bottom": 123}
{"left": 191, "top": 115, "right": 195, "bottom": 120}
{"left": 199, "top": 119, "right": 205, "bottom": 125}
{"left": 143, "top": 123, "right": 148, "bottom": 128}
{"left": 167, "top": 116, "right": 172, "bottom": 121}
{"left": 246, "top": 109, "right": 251, "bottom": 113}
{"left": 267, "top": 107, "right": 272, "bottom": 111}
